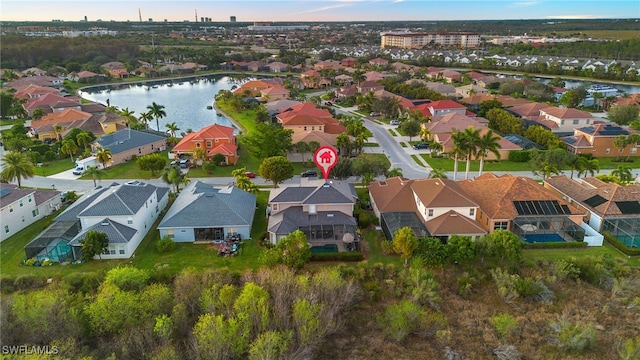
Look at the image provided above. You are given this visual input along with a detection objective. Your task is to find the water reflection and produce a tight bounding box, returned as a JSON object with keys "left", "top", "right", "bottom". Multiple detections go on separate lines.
{"left": 81, "top": 75, "right": 251, "bottom": 134}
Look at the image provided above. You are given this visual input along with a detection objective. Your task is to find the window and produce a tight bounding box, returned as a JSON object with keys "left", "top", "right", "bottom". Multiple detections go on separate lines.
{"left": 196, "top": 142, "right": 201, "bottom": 148}
{"left": 560, "top": 120, "right": 565, "bottom": 125}
{"left": 605, "top": 148, "right": 610, "bottom": 154}
{"left": 28, "top": 195, "right": 32, "bottom": 203}
{"left": 32, "top": 209, "right": 39, "bottom": 217}
{"left": 428, "top": 209, "right": 434, "bottom": 217}
{"left": 21, "top": 216, "right": 25, "bottom": 222}
{"left": 166, "top": 229, "right": 175, "bottom": 239}
{"left": 138, "top": 148, "right": 142, "bottom": 154}
{"left": 632, "top": 148, "right": 638, "bottom": 154}
{"left": 19, "top": 200, "right": 23, "bottom": 207}
{"left": 206, "top": 141, "right": 212, "bottom": 147}
{"left": 9, "top": 206, "right": 13, "bottom": 212}
{"left": 312, "top": 126, "right": 315, "bottom": 131}
{"left": 493, "top": 221, "right": 508, "bottom": 230}
{"left": 304, "top": 126, "right": 307, "bottom": 131}
{"left": 573, "top": 119, "right": 579, "bottom": 125}
{"left": 469, "top": 208, "right": 475, "bottom": 216}
{"left": 319, "top": 126, "right": 322, "bottom": 131}
{"left": 118, "top": 246, "right": 126, "bottom": 255}
{"left": 127, "top": 217, "right": 133, "bottom": 225}
{"left": 4, "top": 225, "right": 9, "bottom": 233}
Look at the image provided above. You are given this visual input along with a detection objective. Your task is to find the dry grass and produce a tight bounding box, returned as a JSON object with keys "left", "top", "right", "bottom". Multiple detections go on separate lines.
{"left": 317, "top": 262, "right": 639, "bottom": 360}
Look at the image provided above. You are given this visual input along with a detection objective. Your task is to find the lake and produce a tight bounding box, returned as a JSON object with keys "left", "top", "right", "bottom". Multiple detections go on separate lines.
{"left": 79, "top": 75, "right": 244, "bottom": 134}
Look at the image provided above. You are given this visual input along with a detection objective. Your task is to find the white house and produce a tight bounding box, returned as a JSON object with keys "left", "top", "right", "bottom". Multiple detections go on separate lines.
{"left": 1, "top": 184, "right": 62, "bottom": 242}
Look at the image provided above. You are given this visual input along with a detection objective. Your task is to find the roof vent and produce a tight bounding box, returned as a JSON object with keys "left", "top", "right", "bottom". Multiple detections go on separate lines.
{"left": 101, "top": 221, "right": 109, "bottom": 226}
{"left": 327, "top": 213, "right": 334, "bottom": 217}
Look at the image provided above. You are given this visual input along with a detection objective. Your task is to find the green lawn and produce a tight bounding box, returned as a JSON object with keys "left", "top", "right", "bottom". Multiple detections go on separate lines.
{"left": 523, "top": 242, "right": 640, "bottom": 267}
{"left": 79, "top": 150, "right": 171, "bottom": 181}
{"left": 593, "top": 156, "right": 639, "bottom": 170}
{"left": 363, "top": 142, "right": 380, "bottom": 147}
{"left": 0, "top": 192, "right": 270, "bottom": 279}
{"left": 216, "top": 101, "right": 257, "bottom": 134}
{"left": 387, "top": 129, "right": 397, "bottom": 137}
{"left": 34, "top": 158, "right": 76, "bottom": 177}
{"left": 422, "top": 156, "right": 534, "bottom": 172}
{"left": 361, "top": 229, "right": 402, "bottom": 267}
{"left": 411, "top": 155, "right": 426, "bottom": 167}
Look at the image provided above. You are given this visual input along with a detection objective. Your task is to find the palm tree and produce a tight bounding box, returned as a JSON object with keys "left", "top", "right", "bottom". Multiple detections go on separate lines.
{"left": 429, "top": 168, "right": 448, "bottom": 179}
{"left": 429, "top": 142, "right": 443, "bottom": 158}
{"left": 612, "top": 165, "right": 633, "bottom": 184}
{"left": 76, "top": 132, "right": 92, "bottom": 150}
{"left": 576, "top": 157, "right": 600, "bottom": 178}
{"left": 235, "top": 176, "right": 259, "bottom": 194}
{"left": 119, "top": 107, "right": 136, "bottom": 127}
{"left": 138, "top": 111, "right": 153, "bottom": 129}
{"left": 294, "top": 141, "right": 310, "bottom": 163}
{"left": 147, "top": 102, "right": 166, "bottom": 132}
{"left": 308, "top": 141, "right": 321, "bottom": 155}
{"left": 450, "top": 131, "right": 468, "bottom": 180}
{"left": 540, "top": 163, "right": 561, "bottom": 179}
{"left": 361, "top": 172, "right": 375, "bottom": 188}
{"left": 475, "top": 130, "right": 501, "bottom": 177}
{"left": 1, "top": 152, "right": 35, "bottom": 188}
{"left": 336, "top": 133, "right": 351, "bottom": 157}
{"left": 53, "top": 125, "right": 63, "bottom": 141}
{"left": 613, "top": 135, "right": 628, "bottom": 162}
{"left": 231, "top": 167, "right": 248, "bottom": 180}
{"left": 191, "top": 147, "right": 206, "bottom": 167}
{"left": 60, "top": 139, "right": 78, "bottom": 163}
{"left": 461, "top": 127, "right": 482, "bottom": 180}
{"left": 95, "top": 148, "right": 113, "bottom": 169}
{"left": 166, "top": 122, "right": 180, "bottom": 138}
{"left": 386, "top": 168, "right": 403, "bottom": 178}
{"left": 162, "top": 166, "right": 187, "bottom": 193}
{"left": 32, "top": 108, "right": 45, "bottom": 121}
{"left": 625, "top": 134, "right": 640, "bottom": 162}
{"left": 85, "top": 166, "right": 104, "bottom": 187}
{"left": 419, "top": 126, "right": 431, "bottom": 141}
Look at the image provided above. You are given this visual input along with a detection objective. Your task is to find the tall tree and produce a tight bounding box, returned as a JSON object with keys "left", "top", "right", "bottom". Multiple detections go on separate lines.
{"left": 613, "top": 135, "right": 628, "bottom": 162}
{"left": 79, "top": 230, "right": 109, "bottom": 260}
{"left": 95, "top": 148, "right": 112, "bottom": 169}
{"left": 392, "top": 226, "right": 419, "bottom": 267}
{"left": 294, "top": 141, "right": 310, "bottom": 163}
{"left": 166, "top": 122, "right": 180, "bottom": 137}
{"left": 401, "top": 119, "right": 421, "bottom": 142}
{"left": 476, "top": 130, "right": 501, "bottom": 177}
{"left": 138, "top": 111, "right": 153, "bottom": 129}
{"left": 0, "top": 152, "right": 35, "bottom": 188}
{"left": 429, "top": 168, "right": 448, "bottom": 179}
{"left": 136, "top": 153, "right": 167, "bottom": 176}
{"left": 608, "top": 104, "right": 639, "bottom": 126}
{"left": 147, "top": 102, "right": 167, "bottom": 132}
{"left": 241, "top": 123, "right": 293, "bottom": 159}
{"left": 60, "top": 139, "right": 78, "bottom": 163}
{"left": 612, "top": 165, "right": 633, "bottom": 184}
{"left": 76, "top": 131, "right": 93, "bottom": 149}
{"left": 259, "top": 156, "right": 293, "bottom": 188}
{"left": 461, "top": 126, "right": 482, "bottom": 180}
{"left": 576, "top": 157, "right": 600, "bottom": 178}
{"left": 450, "top": 130, "right": 468, "bottom": 180}
{"left": 85, "top": 165, "right": 104, "bottom": 187}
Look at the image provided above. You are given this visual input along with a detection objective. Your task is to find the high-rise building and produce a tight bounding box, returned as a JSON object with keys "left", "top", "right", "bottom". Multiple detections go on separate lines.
{"left": 380, "top": 32, "right": 480, "bottom": 49}
{"left": 230, "top": 16, "right": 236, "bottom": 23}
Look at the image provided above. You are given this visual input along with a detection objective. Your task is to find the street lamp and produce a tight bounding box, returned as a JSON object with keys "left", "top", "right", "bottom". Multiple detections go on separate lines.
{"left": 52, "top": 184, "right": 56, "bottom": 190}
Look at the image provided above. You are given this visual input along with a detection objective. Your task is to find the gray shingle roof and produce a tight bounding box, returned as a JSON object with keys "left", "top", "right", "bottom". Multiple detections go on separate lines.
{"left": 56, "top": 187, "right": 111, "bottom": 221}
{"left": 268, "top": 206, "right": 356, "bottom": 235}
{"left": 270, "top": 187, "right": 316, "bottom": 203}
{"left": 302, "top": 183, "right": 355, "bottom": 204}
{"left": 95, "top": 129, "right": 166, "bottom": 155}
{"left": 158, "top": 181, "right": 256, "bottom": 229}
{"left": 69, "top": 218, "right": 137, "bottom": 246}
{"left": 78, "top": 183, "right": 160, "bottom": 217}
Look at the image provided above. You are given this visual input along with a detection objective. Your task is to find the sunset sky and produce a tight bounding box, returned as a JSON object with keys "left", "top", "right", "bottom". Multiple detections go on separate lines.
{"left": 2, "top": 0, "right": 638, "bottom": 22}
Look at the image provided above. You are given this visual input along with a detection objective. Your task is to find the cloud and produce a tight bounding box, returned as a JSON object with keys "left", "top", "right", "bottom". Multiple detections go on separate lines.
{"left": 547, "top": 14, "right": 599, "bottom": 19}
{"left": 286, "top": 3, "right": 353, "bottom": 16}
{"left": 392, "top": 0, "right": 405, "bottom": 3}
{"left": 511, "top": 1, "right": 539, "bottom": 7}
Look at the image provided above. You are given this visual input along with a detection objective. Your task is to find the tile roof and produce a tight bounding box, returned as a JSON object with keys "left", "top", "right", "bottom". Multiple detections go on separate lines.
{"left": 508, "top": 102, "right": 548, "bottom": 119}
{"left": 458, "top": 173, "right": 582, "bottom": 220}
{"left": 425, "top": 210, "right": 486, "bottom": 236}
{"left": 159, "top": 181, "right": 256, "bottom": 228}
{"left": 208, "top": 142, "right": 237, "bottom": 156}
{"left": 173, "top": 124, "right": 235, "bottom": 152}
{"left": 540, "top": 107, "right": 593, "bottom": 119}
{"left": 544, "top": 176, "right": 640, "bottom": 217}
{"left": 368, "top": 177, "right": 418, "bottom": 213}
{"left": 428, "top": 99, "right": 467, "bottom": 110}
{"left": 426, "top": 113, "right": 485, "bottom": 134}
{"left": 410, "top": 178, "right": 478, "bottom": 208}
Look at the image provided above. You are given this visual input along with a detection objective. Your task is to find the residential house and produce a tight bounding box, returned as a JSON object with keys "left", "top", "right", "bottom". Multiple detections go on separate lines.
{"left": 368, "top": 177, "right": 486, "bottom": 241}
{"left": 101, "top": 61, "right": 129, "bottom": 78}
{"left": 23, "top": 93, "right": 82, "bottom": 117}
{"left": 414, "top": 99, "right": 468, "bottom": 118}
{"left": 364, "top": 71, "right": 385, "bottom": 82}
{"left": 5, "top": 76, "right": 63, "bottom": 90}
{"left": 1, "top": 184, "right": 61, "bottom": 242}
{"left": 369, "top": 58, "right": 389, "bottom": 67}
{"left": 300, "top": 70, "right": 331, "bottom": 89}
{"left": 234, "top": 80, "right": 282, "bottom": 96}
{"left": 92, "top": 129, "right": 168, "bottom": 167}
{"left": 14, "top": 84, "right": 59, "bottom": 100}
{"left": 507, "top": 102, "right": 550, "bottom": 120}
{"left": 538, "top": 106, "right": 596, "bottom": 134}
{"left": 265, "top": 62, "right": 289, "bottom": 72}
{"left": 611, "top": 93, "right": 640, "bottom": 112}
{"left": 334, "top": 74, "right": 354, "bottom": 86}
{"left": 32, "top": 109, "right": 126, "bottom": 140}
{"left": 562, "top": 123, "right": 638, "bottom": 158}
{"left": 544, "top": 176, "right": 639, "bottom": 247}
{"left": 425, "top": 82, "right": 457, "bottom": 97}
{"left": 455, "top": 84, "right": 489, "bottom": 98}
{"left": 265, "top": 99, "right": 302, "bottom": 117}
{"left": 460, "top": 94, "right": 531, "bottom": 113}
{"left": 158, "top": 181, "right": 256, "bottom": 242}
{"left": 172, "top": 124, "right": 237, "bottom": 165}
{"left": 25, "top": 182, "right": 170, "bottom": 261}
{"left": 340, "top": 57, "right": 358, "bottom": 67}
{"left": 260, "top": 86, "right": 290, "bottom": 102}
{"left": 267, "top": 179, "right": 359, "bottom": 251}
{"left": 458, "top": 173, "right": 591, "bottom": 244}
{"left": 357, "top": 80, "right": 385, "bottom": 94}
{"left": 246, "top": 61, "right": 265, "bottom": 72}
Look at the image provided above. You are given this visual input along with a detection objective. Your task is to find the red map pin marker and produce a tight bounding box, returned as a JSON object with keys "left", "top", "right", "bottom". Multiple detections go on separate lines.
{"left": 314, "top": 146, "right": 338, "bottom": 181}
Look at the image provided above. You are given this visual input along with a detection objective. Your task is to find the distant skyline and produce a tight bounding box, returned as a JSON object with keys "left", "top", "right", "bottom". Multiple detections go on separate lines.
{"left": 2, "top": 1, "right": 639, "bottom": 23}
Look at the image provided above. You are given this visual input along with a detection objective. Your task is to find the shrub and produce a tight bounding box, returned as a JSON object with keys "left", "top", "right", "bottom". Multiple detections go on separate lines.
{"left": 0, "top": 275, "right": 15, "bottom": 293}
{"left": 358, "top": 212, "right": 371, "bottom": 228}
{"left": 377, "top": 300, "right": 425, "bottom": 342}
{"left": 603, "top": 232, "right": 640, "bottom": 256}
{"left": 24, "top": 258, "right": 37, "bottom": 266}
{"left": 522, "top": 241, "right": 588, "bottom": 249}
{"left": 381, "top": 240, "right": 395, "bottom": 255}
{"left": 490, "top": 313, "right": 518, "bottom": 339}
{"left": 549, "top": 317, "right": 597, "bottom": 353}
{"left": 156, "top": 236, "right": 177, "bottom": 253}
{"left": 310, "top": 252, "right": 365, "bottom": 262}
{"left": 13, "top": 275, "right": 46, "bottom": 291}
{"left": 104, "top": 266, "right": 150, "bottom": 291}
{"left": 508, "top": 150, "right": 531, "bottom": 162}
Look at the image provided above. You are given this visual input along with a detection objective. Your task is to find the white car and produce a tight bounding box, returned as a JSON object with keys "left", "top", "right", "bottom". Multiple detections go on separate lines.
{"left": 72, "top": 166, "right": 84, "bottom": 175}
{"left": 390, "top": 120, "right": 400, "bottom": 126}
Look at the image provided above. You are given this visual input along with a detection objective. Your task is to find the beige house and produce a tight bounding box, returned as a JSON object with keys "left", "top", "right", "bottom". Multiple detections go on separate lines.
{"left": 92, "top": 129, "right": 167, "bottom": 167}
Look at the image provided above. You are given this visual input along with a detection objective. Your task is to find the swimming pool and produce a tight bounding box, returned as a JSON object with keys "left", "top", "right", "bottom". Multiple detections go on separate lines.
{"left": 310, "top": 244, "right": 339, "bottom": 253}
{"left": 524, "top": 233, "right": 565, "bottom": 243}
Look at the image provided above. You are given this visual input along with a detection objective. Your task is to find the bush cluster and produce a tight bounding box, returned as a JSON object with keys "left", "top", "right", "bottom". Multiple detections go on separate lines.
{"left": 311, "top": 252, "right": 365, "bottom": 262}
{"left": 522, "top": 241, "right": 588, "bottom": 249}
{"left": 603, "top": 232, "right": 640, "bottom": 256}
{"left": 508, "top": 150, "right": 531, "bottom": 162}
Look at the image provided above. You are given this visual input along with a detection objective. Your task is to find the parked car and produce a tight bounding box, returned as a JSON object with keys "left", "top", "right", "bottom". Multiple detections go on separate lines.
{"left": 301, "top": 170, "right": 318, "bottom": 177}
{"left": 72, "top": 166, "right": 84, "bottom": 175}
{"left": 370, "top": 112, "right": 381, "bottom": 116}
{"left": 413, "top": 143, "right": 430, "bottom": 150}
{"left": 325, "top": 101, "right": 333, "bottom": 106}
{"left": 390, "top": 119, "right": 400, "bottom": 125}
{"left": 125, "top": 180, "right": 141, "bottom": 186}
{"left": 179, "top": 159, "right": 191, "bottom": 168}
{"left": 245, "top": 171, "right": 256, "bottom": 178}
